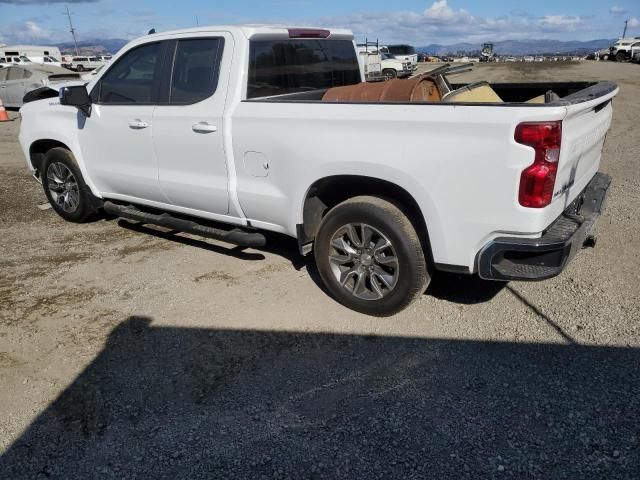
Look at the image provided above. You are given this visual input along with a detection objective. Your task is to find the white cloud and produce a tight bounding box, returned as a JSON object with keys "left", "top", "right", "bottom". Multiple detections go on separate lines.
{"left": 539, "top": 15, "right": 583, "bottom": 27}
{"left": 424, "top": 0, "right": 463, "bottom": 21}
{"left": 314, "top": 2, "right": 593, "bottom": 44}
{"left": 0, "top": 21, "right": 58, "bottom": 44}
{"left": 629, "top": 18, "right": 640, "bottom": 28}
{"left": 538, "top": 15, "right": 585, "bottom": 32}
{"left": 609, "top": 6, "right": 628, "bottom": 15}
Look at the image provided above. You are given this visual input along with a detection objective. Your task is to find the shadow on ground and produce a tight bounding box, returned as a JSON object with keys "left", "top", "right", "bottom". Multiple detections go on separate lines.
{"left": 117, "top": 219, "right": 507, "bottom": 305}
{"left": 1, "top": 317, "right": 638, "bottom": 479}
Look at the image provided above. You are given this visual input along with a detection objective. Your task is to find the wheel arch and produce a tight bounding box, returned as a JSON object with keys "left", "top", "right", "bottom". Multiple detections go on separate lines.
{"left": 29, "top": 139, "right": 72, "bottom": 177}
{"left": 299, "top": 175, "right": 434, "bottom": 264}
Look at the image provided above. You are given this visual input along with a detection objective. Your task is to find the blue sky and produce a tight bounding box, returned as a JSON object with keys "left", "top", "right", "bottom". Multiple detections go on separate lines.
{"left": 0, "top": 0, "right": 638, "bottom": 46}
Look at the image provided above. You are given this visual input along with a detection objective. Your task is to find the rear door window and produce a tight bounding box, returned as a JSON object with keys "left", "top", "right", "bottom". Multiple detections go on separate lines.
{"left": 97, "top": 42, "right": 164, "bottom": 104}
{"left": 168, "top": 38, "right": 224, "bottom": 104}
{"left": 247, "top": 39, "right": 360, "bottom": 99}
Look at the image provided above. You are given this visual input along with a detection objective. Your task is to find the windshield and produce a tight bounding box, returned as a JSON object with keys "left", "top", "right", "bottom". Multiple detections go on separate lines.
{"left": 387, "top": 45, "right": 415, "bottom": 55}
{"left": 381, "top": 53, "right": 394, "bottom": 60}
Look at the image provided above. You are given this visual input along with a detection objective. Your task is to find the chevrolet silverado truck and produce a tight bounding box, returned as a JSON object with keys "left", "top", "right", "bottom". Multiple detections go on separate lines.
{"left": 18, "top": 25, "right": 618, "bottom": 316}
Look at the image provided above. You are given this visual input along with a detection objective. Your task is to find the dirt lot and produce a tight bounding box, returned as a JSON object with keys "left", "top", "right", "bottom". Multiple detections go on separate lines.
{"left": 1, "top": 61, "right": 639, "bottom": 479}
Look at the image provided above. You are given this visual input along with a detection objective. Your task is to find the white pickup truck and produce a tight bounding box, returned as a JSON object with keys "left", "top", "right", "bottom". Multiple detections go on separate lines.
{"left": 18, "top": 25, "right": 618, "bottom": 316}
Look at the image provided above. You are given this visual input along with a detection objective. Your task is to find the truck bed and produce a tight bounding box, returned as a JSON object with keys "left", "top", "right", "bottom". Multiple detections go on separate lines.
{"left": 245, "top": 81, "right": 617, "bottom": 106}
{"left": 234, "top": 78, "right": 618, "bottom": 270}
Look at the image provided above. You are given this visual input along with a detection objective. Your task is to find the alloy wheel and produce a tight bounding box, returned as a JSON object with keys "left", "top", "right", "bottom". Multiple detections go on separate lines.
{"left": 328, "top": 223, "right": 399, "bottom": 301}
{"left": 47, "top": 162, "right": 80, "bottom": 213}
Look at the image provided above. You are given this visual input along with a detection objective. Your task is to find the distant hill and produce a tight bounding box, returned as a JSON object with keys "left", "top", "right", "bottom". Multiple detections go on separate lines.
{"left": 56, "top": 38, "right": 129, "bottom": 55}
{"left": 419, "top": 39, "right": 617, "bottom": 56}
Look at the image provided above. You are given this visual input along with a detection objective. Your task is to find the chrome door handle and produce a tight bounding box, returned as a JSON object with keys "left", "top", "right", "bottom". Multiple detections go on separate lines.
{"left": 128, "top": 119, "right": 149, "bottom": 129}
{"left": 192, "top": 122, "right": 217, "bottom": 134}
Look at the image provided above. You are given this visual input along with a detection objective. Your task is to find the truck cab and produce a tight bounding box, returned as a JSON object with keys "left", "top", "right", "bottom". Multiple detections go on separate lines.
{"left": 610, "top": 37, "right": 640, "bottom": 61}
{"left": 380, "top": 44, "right": 418, "bottom": 70}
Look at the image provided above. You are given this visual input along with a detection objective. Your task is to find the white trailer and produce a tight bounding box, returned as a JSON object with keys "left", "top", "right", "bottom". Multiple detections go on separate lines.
{"left": 0, "top": 45, "right": 62, "bottom": 67}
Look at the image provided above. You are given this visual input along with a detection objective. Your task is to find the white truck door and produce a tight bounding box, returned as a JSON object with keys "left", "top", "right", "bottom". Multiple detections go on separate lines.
{"left": 152, "top": 35, "right": 230, "bottom": 215}
{"left": 80, "top": 41, "right": 168, "bottom": 203}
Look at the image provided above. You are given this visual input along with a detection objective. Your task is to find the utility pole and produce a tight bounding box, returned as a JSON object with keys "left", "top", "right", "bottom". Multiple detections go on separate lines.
{"left": 622, "top": 19, "right": 628, "bottom": 38}
{"left": 64, "top": 5, "right": 79, "bottom": 56}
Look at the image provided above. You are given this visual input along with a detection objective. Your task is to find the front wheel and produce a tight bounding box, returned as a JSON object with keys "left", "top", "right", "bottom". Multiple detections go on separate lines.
{"left": 76, "top": 65, "right": 84, "bottom": 72}
{"left": 314, "top": 196, "right": 430, "bottom": 316}
{"left": 382, "top": 69, "right": 397, "bottom": 81}
{"left": 616, "top": 52, "right": 626, "bottom": 62}
{"left": 42, "top": 147, "right": 99, "bottom": 223}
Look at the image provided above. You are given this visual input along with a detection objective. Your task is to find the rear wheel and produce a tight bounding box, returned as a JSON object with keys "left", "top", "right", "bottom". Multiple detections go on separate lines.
{"left": 76, "top": 65, "right": 84, "bottom": 72}
{"left": 314, "top": 196, "right": 430, "bottom": 316}
{"left": 42, "top": 148, "right": 99, "bottom": 223}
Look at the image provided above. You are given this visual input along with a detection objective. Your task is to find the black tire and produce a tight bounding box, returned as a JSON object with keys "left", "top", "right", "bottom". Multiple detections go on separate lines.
{"left": 616, "top": 52, "right": 626, "bottom": 62}
{"left": 314, "top": 196, "right": 430, "bottom": 316}
{"left": 76, "top": 65, "right": 84, "bottom": 72}
{"left": 42, "top": 147, "right": 98, "bottom": 223}
{"left": 382, "top": 69, "right": 397, "bottom": 81}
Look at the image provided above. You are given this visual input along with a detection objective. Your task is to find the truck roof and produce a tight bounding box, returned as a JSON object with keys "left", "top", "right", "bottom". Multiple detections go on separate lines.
{"left": 139, "top": 25, "right": 354, "bottom": 41}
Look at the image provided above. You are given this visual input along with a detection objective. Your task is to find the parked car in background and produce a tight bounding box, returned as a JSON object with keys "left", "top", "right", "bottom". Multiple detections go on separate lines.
{"left": 80, "top": 64, "right": 105, "bottom": 81}
{"left": 609, "top": 38, "right": 640, "bottom": 62}
{"left": 69, "top": 56, "right": 103, "bottom": 72}
{"left": 0, "top": 65, "right": 80, "bottom": 108}
{"left": 1, "top": 45, "right": 62, "bottom": 67}
{"left": 61, "top": 55, "right": 74, "bottom": 68}
{"left": 380, "top": 44, "right": 418, "bottom": 70}
{"left": 380, "top": 52, "right": 412, "bottom": 79}
{"left": 0, "top": 56, "right": 32, "bottom": 67}
{"left": 631, "top": 44, "right": 640, "bottom": 63}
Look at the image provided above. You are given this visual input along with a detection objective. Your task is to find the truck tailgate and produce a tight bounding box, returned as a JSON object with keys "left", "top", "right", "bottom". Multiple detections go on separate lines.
{"left": 554, "top": 84, "right": 618, "bottom": 207}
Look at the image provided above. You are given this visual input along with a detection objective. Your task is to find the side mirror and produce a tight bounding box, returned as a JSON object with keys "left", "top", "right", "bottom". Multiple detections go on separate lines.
{"left": 59, "top": 85, "right": 92, "bottom": 117}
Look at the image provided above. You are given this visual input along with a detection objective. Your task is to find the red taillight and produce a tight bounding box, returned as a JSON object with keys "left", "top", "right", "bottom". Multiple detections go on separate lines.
{"left": 288, "top": 28, "right": 330, "bottom": 39}
{"left": 515, "top": 121, "right": 562, "bottom": 208}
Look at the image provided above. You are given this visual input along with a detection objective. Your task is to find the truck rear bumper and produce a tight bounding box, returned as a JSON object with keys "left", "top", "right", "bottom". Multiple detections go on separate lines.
{"left": 477, "top": 172, "right": 611, "bottom": 281}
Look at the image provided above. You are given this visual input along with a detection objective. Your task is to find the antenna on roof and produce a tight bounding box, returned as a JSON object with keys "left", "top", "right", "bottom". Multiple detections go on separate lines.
{"left": 63, "top": 5, "right": 79, "bottom": 56}
{"left": 622, "top": 19, "right": 628, "bottom": 38}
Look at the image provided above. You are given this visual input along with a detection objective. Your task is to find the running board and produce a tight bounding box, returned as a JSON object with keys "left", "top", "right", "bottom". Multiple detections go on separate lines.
{"left": 103, "top": 201, "right": 266, "bottom": 248}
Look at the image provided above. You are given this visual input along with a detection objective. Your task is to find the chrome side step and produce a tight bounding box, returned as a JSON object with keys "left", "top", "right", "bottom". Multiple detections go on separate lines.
{"left": 103, "top": 201, "right": 266, "bottom": 248}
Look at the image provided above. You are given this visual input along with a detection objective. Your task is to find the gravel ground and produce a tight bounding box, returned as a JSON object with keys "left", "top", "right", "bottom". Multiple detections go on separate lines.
{"left": 1, "top": 61, "right": 639, "bottom": 479}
